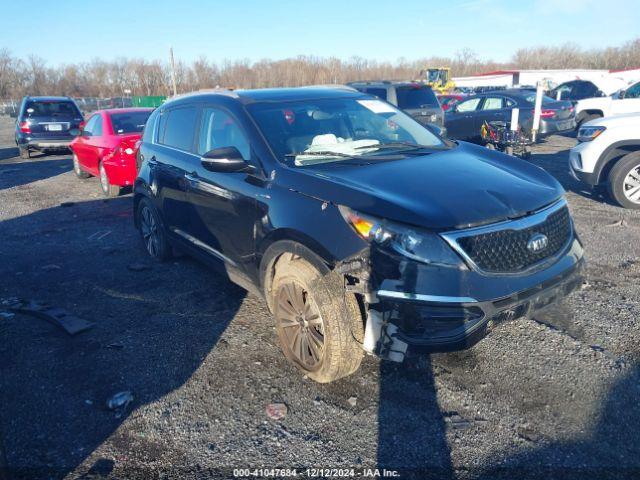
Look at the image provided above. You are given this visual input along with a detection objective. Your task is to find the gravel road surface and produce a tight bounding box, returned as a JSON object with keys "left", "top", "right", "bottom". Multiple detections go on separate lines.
{"left": 0, "top": 116, "right": 638, "bottom": 479}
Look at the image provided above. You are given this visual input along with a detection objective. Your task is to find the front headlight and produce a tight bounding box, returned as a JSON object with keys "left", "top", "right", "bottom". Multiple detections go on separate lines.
{"left": 577, "top": 125, "right": 606, "bottom": 142}
{"left": 338, "top": 206, "right": 464, "bottom": 267}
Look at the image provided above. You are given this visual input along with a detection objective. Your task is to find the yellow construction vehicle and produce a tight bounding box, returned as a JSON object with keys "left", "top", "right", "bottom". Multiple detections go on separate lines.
{"left": 418, "top": 67, "right": 455, "bottom": 94}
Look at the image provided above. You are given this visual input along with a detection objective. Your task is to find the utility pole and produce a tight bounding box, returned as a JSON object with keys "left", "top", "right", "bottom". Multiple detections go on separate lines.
{"left": 169, "top": 47, "right": 178, "bottom": 97}
{"left": 531, "top": 81, "right": 544, "bottom": 143}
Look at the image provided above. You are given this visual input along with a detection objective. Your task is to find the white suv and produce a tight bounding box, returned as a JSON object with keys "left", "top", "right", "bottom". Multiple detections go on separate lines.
{"left": 575, "top": 81, "right": 640, "bottom": 127}
{"left": 570, "top": 113, "right": 640, "bottom": 209}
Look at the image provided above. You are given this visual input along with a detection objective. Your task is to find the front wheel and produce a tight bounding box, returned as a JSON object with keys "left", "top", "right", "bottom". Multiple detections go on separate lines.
{"left": 271, "top": 259, "right": 363, "bottom": 383}
{"left": 608, "top": 152, "right": 640, "bottom": 209}
{"left": 99, "top": 162, "right": 121, "bottom": 197}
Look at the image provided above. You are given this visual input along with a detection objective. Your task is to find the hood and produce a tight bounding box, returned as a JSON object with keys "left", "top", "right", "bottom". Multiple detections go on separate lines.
{"left": 576, "top": 96, "right": 611, "bottom": 110}
{"left": 279, "top": 142, "right": 563, "bottom": 230}
{"left": 584, "top": 112, "right": 640, "bottom": 128}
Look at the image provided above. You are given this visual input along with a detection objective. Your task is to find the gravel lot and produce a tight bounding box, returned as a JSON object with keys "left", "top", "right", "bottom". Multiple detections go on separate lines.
{"left": 0, "top": 115, "right": 639, "bottom": 480}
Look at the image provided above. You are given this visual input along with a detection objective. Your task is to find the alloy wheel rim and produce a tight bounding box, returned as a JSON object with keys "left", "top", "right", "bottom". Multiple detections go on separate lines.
{"left": 140, "top": 206, "right": 159, "bottom": 257}
{"left": 100, "top": 165, "right": 109, "bottom": 193}
{"left": 623, "top": 165, "right": 640, "bottom": 204}
{"left": 276, "top": 282, "right": 325, "bottom": 370}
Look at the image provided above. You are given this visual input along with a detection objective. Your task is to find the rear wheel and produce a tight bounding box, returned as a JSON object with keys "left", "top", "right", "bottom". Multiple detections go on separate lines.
{"left": 73, "top": 154, "right": 90, "bottom": 179}
{"left": 99, "top": 162, "right": 121, "bottom": 197}
{"left": 136, "top": 198, "right": 172, "bottom": 261}
{"left": 608, "top": 152, "right": 640, "bottom": 209}
{"left": 271, "top": 258, "right": 363, "bottom": 383}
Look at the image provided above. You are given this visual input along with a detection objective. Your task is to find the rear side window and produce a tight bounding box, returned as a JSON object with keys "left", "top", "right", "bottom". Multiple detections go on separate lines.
{"left": 142, "top": 110, "right": 159, "bottom": 143}
{"left": 83, "top": 114, "right": 99, "bottom": 135}
{"left": 481, "top": 97, "right": 504, "bottom": 110}
{"left": 158, "top": 106, "right": 198, "bottom": 151}
{"left": 396, "top": 86, "right": 439, "bottom": 109}
{"left": 365, "top": 88, "right": 388, "bottom": 101}
{"left": 93, "top": 116, "right": 103, "bottom": 136}
{"left": 24, "top": 100, "right": 80, "bottom": 118}
{"left": 111, "top": 111, "right": 152, "bottom": 134}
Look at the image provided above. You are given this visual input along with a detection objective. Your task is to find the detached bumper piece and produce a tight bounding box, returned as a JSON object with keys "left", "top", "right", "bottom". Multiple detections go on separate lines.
{"left": 370, "top": 260, "right": 584, "bottom": 358}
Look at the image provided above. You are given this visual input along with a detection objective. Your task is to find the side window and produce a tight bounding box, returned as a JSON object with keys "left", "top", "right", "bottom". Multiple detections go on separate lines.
{"left": 159, "top": 106, "right": 198, "bottom": 151}
{"left": 481, "top": 97, "right": 504, "bottom": 110}
{"left": 197, "top": 107, "right": 250, "bottom": 160}
{"left": 365, "top": 88, "right": 388, "bottom": 101}
{"left": 456, "top": 98, "right": 481, "bottom": 112}
{"left": 578, "top": 81, "right": 598, "bottom": 98}
{"left": 93, "top": 115, "right": 103, "bottom": 136}
{"left": 625, "top": 82, "right": 640, "bottom": 99}
{"left": 82, "top": 114, "right": 98, "bottom": 136}
{"left": 505, "top": 98, "right": 516, "bottom": 108}
{"left": 142, "top": 110, "right": 158, "bottom": 143}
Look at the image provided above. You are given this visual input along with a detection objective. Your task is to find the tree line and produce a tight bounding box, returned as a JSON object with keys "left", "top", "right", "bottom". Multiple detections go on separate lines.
{"left": 1, "top": 38, "right": 639, "bottom": 100}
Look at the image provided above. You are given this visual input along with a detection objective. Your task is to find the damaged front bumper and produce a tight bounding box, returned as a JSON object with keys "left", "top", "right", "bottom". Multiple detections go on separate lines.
{"left": 342, "top": 237, "right": 585, "bottom": 362}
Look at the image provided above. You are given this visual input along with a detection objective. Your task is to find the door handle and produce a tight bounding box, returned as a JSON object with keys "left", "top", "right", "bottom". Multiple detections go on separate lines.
{"left": 185, "top": 172, "right": 198, "bottom": 182}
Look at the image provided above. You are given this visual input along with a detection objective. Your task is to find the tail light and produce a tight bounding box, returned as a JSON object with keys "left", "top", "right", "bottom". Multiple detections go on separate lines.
{"left": 540, "top": 109, "right": 556, "bottom": 119}
{"left": 118, "top": 139, "right": 137, "bottom": 157}
{"left": 79, "top": 120, "right": 85, "bottom": 130}
{"left": 19, "top": 121, "right": 31, "bottom": 133}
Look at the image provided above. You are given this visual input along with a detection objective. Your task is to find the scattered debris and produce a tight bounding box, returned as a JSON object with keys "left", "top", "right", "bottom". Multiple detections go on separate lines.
{"left": 2, "top": 298, "right": 94, "bottom": 335}
{"left": 517, "top": 425, "right": 541, "bottom": 443}
{"left": 313, "top": 396, "right": 321, "bottom": 406}
{"left": 444, "top": 411, "right": 473, "bottom": 430}
{"left": 607, "top": 218, "right": 626, "bottom": 227}
{"left": 85, "top": 400, "right": 93, "bottom": 406}
{"left": 88, "top": 230, "right": 112, "bottom": 241}
{"left": 106, "top": 342, "right": 124, "bottom": 350}
{"left": 60, "top": 202, "right": 76, "bottom": 208}
{"left": 127, "top": 263, "right": 151, "bottom": 272}
{"left": 106, "top": 391, "right": 134, "bottom": 411}
{"left": 0, "top": 311, "right": 15, "bottom": 319}
{"left": 265, "top": 403, "right": 288, "bottom": 421}
{"left": 41, "top": 264, "right": 61, "bottom": 271}
{"left": 347, "top": 396, "right": 358, "bottom": 408}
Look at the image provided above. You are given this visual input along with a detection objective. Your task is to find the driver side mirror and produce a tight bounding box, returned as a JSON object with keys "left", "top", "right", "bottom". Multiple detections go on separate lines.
{"left": 618, "top": 90, "right": 626, "bottom": 99}
{"left": 201, "top": 146, "right": 250, "bottom": 173}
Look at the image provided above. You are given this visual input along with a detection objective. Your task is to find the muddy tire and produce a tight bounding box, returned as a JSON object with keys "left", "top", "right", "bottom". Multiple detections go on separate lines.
{"left": 607, "top": 151, "right": 640, "bottom": 209}
{"left": 136, "top": 197, "right": 172, "bottom": 261}
{"left": 99, "top": 162, "right": 121, "bottom": 197}
{"left": 271, "top": 258, "right": 363, "bottom": 383}
{"left": 73, "top": 154, "right": 90, "bottom": 179}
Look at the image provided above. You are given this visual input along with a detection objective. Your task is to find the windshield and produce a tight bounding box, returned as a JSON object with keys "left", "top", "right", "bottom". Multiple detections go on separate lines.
{"left": 396, "top": 86, "right": 439, "bottom": 109}
{"left": 247, "top": 97, "right": 446, "bottom": 167}
{"left": 110, "top": 111, "right": 152, "bottom": 134}
{"left": 24, "top": 100, "right": 81, "bottom": 118}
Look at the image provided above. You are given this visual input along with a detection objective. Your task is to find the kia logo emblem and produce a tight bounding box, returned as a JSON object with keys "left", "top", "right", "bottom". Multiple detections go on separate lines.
{"left": 527, "top": 233, "right": 549, "bottom": 253}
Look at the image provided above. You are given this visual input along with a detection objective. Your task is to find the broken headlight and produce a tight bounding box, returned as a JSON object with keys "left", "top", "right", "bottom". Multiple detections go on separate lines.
{"left": 338, "top": 206, "right": 464, "bottom": 267}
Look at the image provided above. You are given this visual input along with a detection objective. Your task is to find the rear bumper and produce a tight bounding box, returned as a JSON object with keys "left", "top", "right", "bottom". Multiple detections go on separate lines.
{"left": 539, "top": 118, "right": 576, "bottom": 136}
{"left": 19, "top": 138, "right": 72, "bottom": 150}
{"left": 102, "top": 154, "right": 137, "bottom": 187}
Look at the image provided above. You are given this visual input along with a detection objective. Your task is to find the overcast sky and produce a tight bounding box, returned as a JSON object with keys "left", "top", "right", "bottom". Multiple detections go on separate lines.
{"left": 3, "top": 0, "right": 638, "bottom": 65}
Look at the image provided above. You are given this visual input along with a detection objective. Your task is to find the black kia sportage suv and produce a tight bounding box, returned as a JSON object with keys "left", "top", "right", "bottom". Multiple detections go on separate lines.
{"left": 134, "top": 87, "right": 585, "bottom": 383}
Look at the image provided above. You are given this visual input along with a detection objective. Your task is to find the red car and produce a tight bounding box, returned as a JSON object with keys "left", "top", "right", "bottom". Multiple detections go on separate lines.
{"left": 70, "top": 108, "right": 153, "bottom": 196}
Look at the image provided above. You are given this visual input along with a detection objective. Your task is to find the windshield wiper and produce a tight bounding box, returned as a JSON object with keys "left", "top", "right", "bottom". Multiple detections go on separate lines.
{"left": 354, "top": 142, "right": 442, "bottom": 152}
